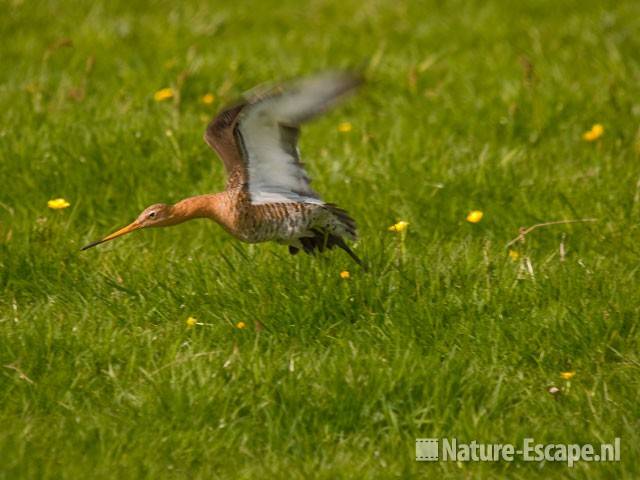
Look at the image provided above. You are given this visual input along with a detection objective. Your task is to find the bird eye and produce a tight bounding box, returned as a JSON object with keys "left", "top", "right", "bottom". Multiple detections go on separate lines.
{"left": 148, "top": 211, "right": 156, "bottom": 219}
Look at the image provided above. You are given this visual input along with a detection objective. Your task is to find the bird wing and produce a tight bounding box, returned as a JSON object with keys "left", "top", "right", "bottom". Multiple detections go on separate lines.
{"left": 204, "top": 102, "right": 248, "bottom": 189}
{"left": 234, "top": 71, "right": 362, "bottom": 205}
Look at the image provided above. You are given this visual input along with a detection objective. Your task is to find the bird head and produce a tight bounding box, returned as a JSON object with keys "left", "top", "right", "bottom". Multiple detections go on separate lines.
{"left": 81, "top": 203, "right": 173, "bottom": 250}
{"left": 135, "top": 203, "right": 174, "bottom": 227}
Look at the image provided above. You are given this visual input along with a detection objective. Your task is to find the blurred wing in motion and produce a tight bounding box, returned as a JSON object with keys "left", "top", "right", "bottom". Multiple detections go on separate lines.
{"left": 204, "top": 71, "right": 362, "bottom": 202}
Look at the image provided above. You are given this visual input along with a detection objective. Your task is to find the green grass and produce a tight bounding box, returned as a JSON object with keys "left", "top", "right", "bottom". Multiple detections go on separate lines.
{"left": 1, "top": 0, "right": 640, "bottom": 477}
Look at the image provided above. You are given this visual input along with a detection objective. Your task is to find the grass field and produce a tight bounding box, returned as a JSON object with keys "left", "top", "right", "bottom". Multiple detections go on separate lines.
{"left": 2, "top": 0, "right": 640, "bottom": 478}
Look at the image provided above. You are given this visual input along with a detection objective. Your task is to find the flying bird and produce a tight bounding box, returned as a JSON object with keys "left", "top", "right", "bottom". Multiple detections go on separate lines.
{"left": 82, "top": 71, "right": 363, "bottom": 265}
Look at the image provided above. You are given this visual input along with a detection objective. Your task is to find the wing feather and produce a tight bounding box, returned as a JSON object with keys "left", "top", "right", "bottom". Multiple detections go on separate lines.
{"left": 203, "top": 103, "right": 247, "bottom": 189}
{"left": 237, "top": 71, "right": 362, "bottom": 205}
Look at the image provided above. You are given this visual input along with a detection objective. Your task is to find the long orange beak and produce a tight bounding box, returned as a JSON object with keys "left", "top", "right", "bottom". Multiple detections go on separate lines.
{"left": 81, "top": 221, "right": 142, "bottom": 250}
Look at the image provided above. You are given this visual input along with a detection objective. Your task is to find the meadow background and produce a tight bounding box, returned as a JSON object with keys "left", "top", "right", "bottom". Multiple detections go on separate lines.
{"left": 1, "top": 0, "right": 640, "bottom": 478}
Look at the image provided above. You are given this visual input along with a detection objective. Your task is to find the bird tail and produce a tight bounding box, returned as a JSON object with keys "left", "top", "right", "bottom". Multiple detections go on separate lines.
{"left": 333, "top": 235, "right": 364, "bottom": 267}
{"left": 287, "top": 205, "right": 363, "bottom": 267}
{"left": 324, "top": 203, "right": 357, "bottom": 242}
{"left": 290, "top": 229, "right": 363, "bottom": 267}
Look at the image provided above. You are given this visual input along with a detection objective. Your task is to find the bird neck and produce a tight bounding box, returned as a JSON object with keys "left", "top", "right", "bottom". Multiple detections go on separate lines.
{"left": 170, "top": 193, "right": 229, "bottom": 225}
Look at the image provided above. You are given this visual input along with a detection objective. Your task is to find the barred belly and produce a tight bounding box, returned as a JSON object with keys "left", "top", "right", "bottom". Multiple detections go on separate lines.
{"left": 238, "top": 202, "right": 319, "bottom": 243}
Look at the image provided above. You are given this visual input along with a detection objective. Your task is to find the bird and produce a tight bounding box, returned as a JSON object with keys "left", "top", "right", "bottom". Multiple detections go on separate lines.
{"left": 82, "top": 71, "right": 364, "bottom": 265}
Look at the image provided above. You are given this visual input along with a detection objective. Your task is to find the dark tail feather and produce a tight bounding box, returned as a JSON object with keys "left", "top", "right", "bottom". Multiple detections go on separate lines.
{"left": 334, "top": 236, "right": 364, "bottom": 268}
{"left": 296, "top": 228, "right": 365, "bottom": 268}
{"left": 324, "top": 203, "right": 357, "bottom": 240}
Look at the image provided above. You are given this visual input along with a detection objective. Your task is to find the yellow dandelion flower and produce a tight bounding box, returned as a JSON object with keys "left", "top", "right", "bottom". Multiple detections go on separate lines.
{"left": 201, "top": 93, "right": 215, "bottom": 105}
{"left": 338, "top": 121, "right": 352, "bottom": 133}
{"left": 466, "top": 210, "right": 484, "bottom": 223}
{"left": 186, "top": 316, "right": 198, "bottom": 328}
{"left": 508, "top": 250, "right": 520, "bottom": 261}
{"left": 236, "top": 321, "right": 246, "bottom": 329}
{"left": 154, "top": 88, "right": 174, "bottom": 102}
{"left": 388, "top": 221, "right": 409, "bottom": 233}
{"left": 582, "top": 124, "right": 604, "bottom": 142}
{"left": 560, "top": 371, "right": 576, "bottom": 380}
{"left": 47, "top": 198, "right": 70, "bottom": 209}
{"left": 340, "top": 271, "right": 350, "bottom": 279}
